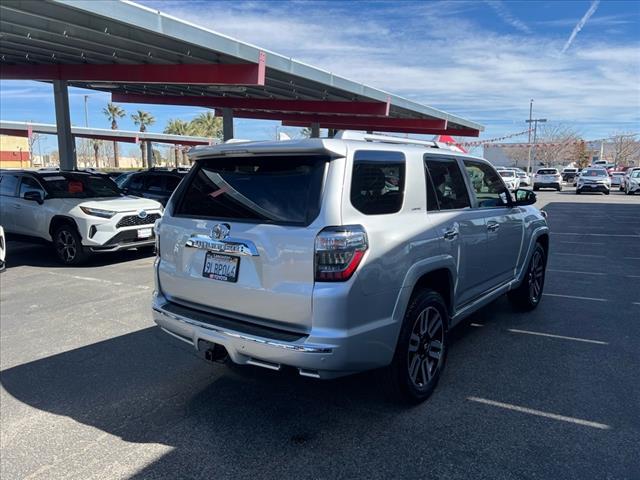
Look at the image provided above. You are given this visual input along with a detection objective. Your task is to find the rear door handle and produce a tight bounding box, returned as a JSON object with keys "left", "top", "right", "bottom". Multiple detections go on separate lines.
{"left": 487, "top": 222, "right": 500, "bottom": 232}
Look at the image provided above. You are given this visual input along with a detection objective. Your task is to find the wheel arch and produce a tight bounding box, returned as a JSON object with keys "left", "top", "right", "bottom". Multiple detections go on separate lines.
{"left": 48, "top": 215, "right": 81, "bottom": 241}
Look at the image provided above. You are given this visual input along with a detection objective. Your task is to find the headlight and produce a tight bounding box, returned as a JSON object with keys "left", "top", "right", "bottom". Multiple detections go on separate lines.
{"left": 80, "top": 206, "right": 117, "bottom": 218}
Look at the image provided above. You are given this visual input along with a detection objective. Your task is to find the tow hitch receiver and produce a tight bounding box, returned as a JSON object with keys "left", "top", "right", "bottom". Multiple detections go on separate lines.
{"left": 198, "top": 340, "right": 228, "bottom": 363}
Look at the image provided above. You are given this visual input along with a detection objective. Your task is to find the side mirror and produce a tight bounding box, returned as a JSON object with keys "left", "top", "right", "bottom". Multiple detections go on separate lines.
{"left": 514, "top": 188, "right": 536, "bottom": 206}
{"left": 23, "top": 191, "right": 44, "bottom": 204}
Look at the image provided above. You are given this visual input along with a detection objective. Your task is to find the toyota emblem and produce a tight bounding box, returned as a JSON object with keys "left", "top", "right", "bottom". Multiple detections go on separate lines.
{"left": 137, "top": 210, "right": 148, "bottom": 219}
{"left": 211, "top": 223, "right": 230, "bottom": 240}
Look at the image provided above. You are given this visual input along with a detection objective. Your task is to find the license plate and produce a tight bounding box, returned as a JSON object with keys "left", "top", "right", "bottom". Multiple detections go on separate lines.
{"left": 203, "top": 252, "right": 239, "bottom": 283}
{"left": 137, "top": 227, "right": 152, "bottom": 239}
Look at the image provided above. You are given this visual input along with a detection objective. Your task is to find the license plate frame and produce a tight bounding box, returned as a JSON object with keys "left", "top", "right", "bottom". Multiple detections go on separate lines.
{"left": 137, "top": 227, "right": 152, "bottom": 239}
{"left": 202, "top": 252, "right": 240, "bottom": 283}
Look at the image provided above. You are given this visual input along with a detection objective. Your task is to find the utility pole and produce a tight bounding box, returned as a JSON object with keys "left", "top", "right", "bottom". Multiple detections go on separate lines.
{"left": 84, "top": 95, "right": 89, "bottom": 127}
{"left": 526, "top": 99, "right": 547, "bottom": 172}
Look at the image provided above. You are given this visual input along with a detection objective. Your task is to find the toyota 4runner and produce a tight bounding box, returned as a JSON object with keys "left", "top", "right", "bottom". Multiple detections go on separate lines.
{"left": 152, "top": 131, "right": 549, "bottom": 402}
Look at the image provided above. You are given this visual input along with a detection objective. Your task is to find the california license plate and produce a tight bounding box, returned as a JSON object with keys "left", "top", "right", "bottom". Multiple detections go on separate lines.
{"left": 203, "top": 252, "right": 239, "bottom": 283}
{"left": 138, "top": 227, "right": 152, "bottom": 238}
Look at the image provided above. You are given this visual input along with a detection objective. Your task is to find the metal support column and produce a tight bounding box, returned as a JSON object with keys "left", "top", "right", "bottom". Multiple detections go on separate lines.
{"left": 53, "top": 80, "right": 76, "bottom": 170}
{"left": 310, "top": 122, "right": 320, "bottom": 138}
{"left": 146, "top": 141, "right": 154, "bottom": 168}
{"left": 222, "top": 108, "right": 234, "bottom": 141}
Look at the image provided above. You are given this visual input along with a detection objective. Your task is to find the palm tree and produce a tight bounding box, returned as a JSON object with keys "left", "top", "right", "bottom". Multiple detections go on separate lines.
{"left": 164, "top": 119, "right": 193, "bottom": 166}
{"left": 102, "top": 103, "right": 126, "bottom": 168}
{"left": 131, "top": 110, "right": 156, "bottom": 167}
{"left": 190, "top": 111, "right": 222, "bottom": 140}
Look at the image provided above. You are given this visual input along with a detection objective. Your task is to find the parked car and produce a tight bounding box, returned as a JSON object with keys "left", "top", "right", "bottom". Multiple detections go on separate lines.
{"left": 0, "top": 225, "right": 5, "bottom": 272}
{"left": 533, "top": 168, "right": 562, "bottom": 191}
{"left": 610, "top": 172, "right": 626, "bottom": 189}
{"left": 561, "top": 167, "right": 578, "bottom": 183}
{"left": 498, "top": 169, "right": 520, "bottom": 191}
{"left": 152, "top": 131, "right": 549, "bottom": 403}
{"left": 0, "top": 170, "right": 163, "bottom": 264}
{"left": 515, "top": 169, "right": 530, "bottom": 186}
{"left": 625, "top": 168, "right": 640, "bottom": 195}
{"left": 119, "top": 169, "right": 187, "bottom": 206}
{"left": 576, "top": 168, "right": 611, "bottom": 195}
{"left": 621, "top": 167, "right": 640, "bottom": 192}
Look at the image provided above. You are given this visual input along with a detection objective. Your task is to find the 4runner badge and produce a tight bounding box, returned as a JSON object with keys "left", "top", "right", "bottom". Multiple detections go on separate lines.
{"left": 211, "top": 223, "right": 230, "bottom": 240}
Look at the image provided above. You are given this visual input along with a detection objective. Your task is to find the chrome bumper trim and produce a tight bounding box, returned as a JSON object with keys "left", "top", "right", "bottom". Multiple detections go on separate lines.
{"left": 153, "top": 305, "right": 333, "bottom": 354}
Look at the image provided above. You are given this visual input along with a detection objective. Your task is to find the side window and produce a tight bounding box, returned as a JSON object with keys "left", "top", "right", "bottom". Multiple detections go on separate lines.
{"left": 146, "top": 175, "right": 165, "bottom": 192}
{"left": 165, "top": 175, "right": 181, "bottom": 191}
{"left": 425, "top": 167, "right": 439, "bottom": 211}
{"left": 127, "top": 174, "right": 145, "bottom": 190}
{"left": 19, "top": 176, "right": 45, "bottom": 198}
{"left": 463, "top": 160, "right": 510, "bottom": 208}
{"left": 0, "top": 175, "right": 20, "bottom": 197}
{"left": 351, "top": 150, "right": 405, "bottom": 215}
{"left": 424, "top": 157, "right": 471, "bottom": 210}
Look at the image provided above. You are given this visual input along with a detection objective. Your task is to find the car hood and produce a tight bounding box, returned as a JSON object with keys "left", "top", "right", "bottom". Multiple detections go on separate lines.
{"left": 77, "top": 196, "right": 162, "bottom": 212}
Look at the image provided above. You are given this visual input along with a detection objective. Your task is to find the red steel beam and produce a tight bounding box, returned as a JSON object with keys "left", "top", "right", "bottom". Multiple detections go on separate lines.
{"left": 282, "top": 121, "right": 479, "bottom": 137}
{"left": 111, "top": 92, "right": 389, "bottom": 116}
{"left": 0, "top": 59, "right": 266, "bottom": 86}
{"left": 221, "top": 110, "right": 448, "bottom": 130}
{"left": 0, "top": 129, "right": 208, "bottom": 146}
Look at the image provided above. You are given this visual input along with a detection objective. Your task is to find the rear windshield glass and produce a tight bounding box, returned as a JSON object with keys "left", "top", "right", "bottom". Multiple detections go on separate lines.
{"left": 537, "top": 169, "right": 558, "bottom": 175}
{"left": 41, "top": 173, "right": 122, "bottom": 198}
{"left": 499, "top": 170, "right": 515, "bottom": 177}
{"left": 175, "top": 155, "right": 328, "bottom": 226}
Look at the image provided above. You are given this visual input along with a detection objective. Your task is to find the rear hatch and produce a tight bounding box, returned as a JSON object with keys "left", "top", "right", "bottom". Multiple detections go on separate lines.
{"left": 157, "top": 151, "right": 338, "bottom": 333}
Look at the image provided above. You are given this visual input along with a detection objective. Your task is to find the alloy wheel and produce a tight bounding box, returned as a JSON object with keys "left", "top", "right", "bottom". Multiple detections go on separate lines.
{"left": 407, "top": 306, "right": 445, "bottom": 389}
{"left": 56, "top": 230, "right": 77, "bottom": 263}
{"left": 528, "top": 250, "right": 544, "bottom": 303}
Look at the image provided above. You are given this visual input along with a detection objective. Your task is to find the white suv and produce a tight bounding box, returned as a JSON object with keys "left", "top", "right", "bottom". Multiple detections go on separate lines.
{"left": 152, "top": 132, "right": 549, "bottom": 403}
{"left": 0, "top": 170, "right": 163, "bottom": 264}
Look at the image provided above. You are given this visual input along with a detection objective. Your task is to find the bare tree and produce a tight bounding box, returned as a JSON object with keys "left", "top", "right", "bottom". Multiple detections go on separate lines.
{"left": 534, "top": 124, "right": 580, "bottom": 168}
{"left": 607, "top": 133, "right": 640, "bottom": 167}
{"left": 27, "top": 132, "right": 41, "bottom": 165}
{"left": 573, "top": 140, "right": 591, "bottom": 169}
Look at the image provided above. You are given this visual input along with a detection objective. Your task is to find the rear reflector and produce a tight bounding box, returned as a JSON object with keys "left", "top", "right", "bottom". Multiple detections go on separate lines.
{"left": 315, "top": 225, "right": 368, "bottom": 282}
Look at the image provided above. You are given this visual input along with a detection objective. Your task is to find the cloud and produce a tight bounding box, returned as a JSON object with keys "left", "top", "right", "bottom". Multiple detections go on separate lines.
{"left": 484, "top": 0, "right": 532, "bottom": 34}
{"left": 561, "top": 0, "right": 600, "bottom": 53}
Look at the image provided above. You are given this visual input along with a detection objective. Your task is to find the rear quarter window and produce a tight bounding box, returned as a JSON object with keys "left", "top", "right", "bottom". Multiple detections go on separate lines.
{"left": 350, "top": 150, "right": 405, "bottom": 215}
{"left": 175, "top": 155, "right": 328, "bottom": 226}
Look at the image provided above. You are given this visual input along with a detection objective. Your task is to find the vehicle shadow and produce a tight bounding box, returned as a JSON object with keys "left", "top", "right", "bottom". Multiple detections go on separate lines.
{"left": 3, "top": 239, "right": 154, "bottom": 269}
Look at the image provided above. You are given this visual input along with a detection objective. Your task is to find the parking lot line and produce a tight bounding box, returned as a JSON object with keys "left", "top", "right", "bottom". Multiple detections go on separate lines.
{"left": 46, "top": 271, "right": 151, "bottom": 290}
{"left": 543, "top": 293, "right": 607, "bottom": 302}
{"left": 548, "top": 269, "right": 606, "bottom": 276}
{"left": 553, "top": 253, "right": 606, "bottom": 258}
{"left": 467, "top": 397, "right": 611, "bottom": 430}
{"left": 507, "top": 328, "right": 608, "bottom": 345}
{"left": 469, "top": 323, "right": 484, "bottom": 327}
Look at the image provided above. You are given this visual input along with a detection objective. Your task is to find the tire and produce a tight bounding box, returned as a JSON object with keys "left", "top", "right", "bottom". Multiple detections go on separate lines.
{"left": 604, "top": 190, "right": 610, "bottom": 195}
{"left": 53, "top": 225, "right": 90, "bottom": 265}
{"left": 385, "top": 289, "right": 448, "bottom": 404}
{"left": 576, "top": 189, "right": 581, "bottom": 195}
{"left": 557, "top": 186, "right": 562, "bottom": 191}
{"left": 508, "top": 243, "right": 546, "bottom": 311}
{"left": 533, "top": 187, "right": 539, "bottom": 192}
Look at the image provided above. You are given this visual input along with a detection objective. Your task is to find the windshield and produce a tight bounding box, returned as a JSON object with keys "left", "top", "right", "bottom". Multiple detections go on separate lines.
{"left": 582, "top": 169, "right": 608, "bottom": 177}
{"left": 41, "top": 173, "right": 122, "bottom": 198}
{"left": 499, "top": 171, "right": 515, "bottom": 178}
{"left": 631, "top": 170, "right": 640, "bottom": 178}
{"left": 175, "top": 155, "right": 328, "bottom": 226}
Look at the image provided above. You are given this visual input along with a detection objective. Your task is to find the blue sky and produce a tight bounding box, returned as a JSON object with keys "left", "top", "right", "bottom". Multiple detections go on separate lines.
{"left": 1, "top": 0, "right": 638, "bottom": 154}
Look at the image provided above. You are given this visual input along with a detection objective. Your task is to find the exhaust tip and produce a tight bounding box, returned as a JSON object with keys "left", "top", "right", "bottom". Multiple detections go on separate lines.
{"left": 299, "top": 368, "right": 321, "bottom": 379}
{"left": 203, "top": 343, "right": 228, "bottom": 363}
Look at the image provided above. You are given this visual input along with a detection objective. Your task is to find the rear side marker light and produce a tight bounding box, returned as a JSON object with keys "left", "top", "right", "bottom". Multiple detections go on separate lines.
{"left": 315, "top": 225, "right": 368, "bottom": 282}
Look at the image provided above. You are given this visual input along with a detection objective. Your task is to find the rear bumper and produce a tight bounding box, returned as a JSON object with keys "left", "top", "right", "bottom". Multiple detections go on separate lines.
{"left": 152, "top": 292, "right": 390, "bottom": 379}
{"left": 534, "top": 182, "right": 561, "bottom": 189}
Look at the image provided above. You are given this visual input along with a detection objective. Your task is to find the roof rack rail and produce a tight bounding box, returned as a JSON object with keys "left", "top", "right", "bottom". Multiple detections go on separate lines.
{"left": 333, "top": 130, "right": 451, "bottom": 150}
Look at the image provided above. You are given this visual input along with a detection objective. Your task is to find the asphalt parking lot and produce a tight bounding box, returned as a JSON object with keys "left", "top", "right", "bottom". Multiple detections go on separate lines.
{"left": 1, "top": 188, "right": 639, "bottom": 480}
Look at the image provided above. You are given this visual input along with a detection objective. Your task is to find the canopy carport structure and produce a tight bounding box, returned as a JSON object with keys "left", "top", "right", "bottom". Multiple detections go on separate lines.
{"left": 0, "top": 0, "right": 483, "bottom": 170}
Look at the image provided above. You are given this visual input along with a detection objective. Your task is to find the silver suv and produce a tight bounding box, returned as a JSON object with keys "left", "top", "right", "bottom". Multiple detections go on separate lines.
{"left": 152, "top": 132, "right": 549, "bottom": 402}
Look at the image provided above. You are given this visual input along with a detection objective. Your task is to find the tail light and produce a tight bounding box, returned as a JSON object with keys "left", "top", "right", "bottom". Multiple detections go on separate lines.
{"left": 315, "top": 225, "right": 368, "bottom": 282}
